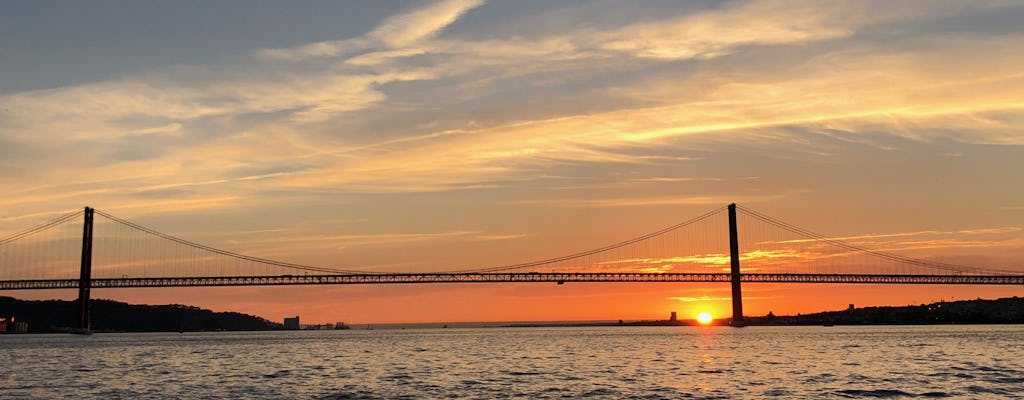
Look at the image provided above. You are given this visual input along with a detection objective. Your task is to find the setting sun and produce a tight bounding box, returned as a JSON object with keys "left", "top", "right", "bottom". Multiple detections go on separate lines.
{"left": 696, "top": 312, "right": 713, "bottom": 325}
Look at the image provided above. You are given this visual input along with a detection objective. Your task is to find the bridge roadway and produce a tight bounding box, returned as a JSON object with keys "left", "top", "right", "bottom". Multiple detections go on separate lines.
{"left": 1, "top": 272, "right": 1023, "bottom": 290}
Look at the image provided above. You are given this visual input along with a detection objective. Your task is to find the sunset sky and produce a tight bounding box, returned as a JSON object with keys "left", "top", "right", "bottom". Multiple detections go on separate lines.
{"left": 2, "top": 0, "right": 1022, "bottom": 324}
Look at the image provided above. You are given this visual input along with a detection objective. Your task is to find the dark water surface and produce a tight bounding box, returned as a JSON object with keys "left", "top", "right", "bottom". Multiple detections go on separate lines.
{"left": 2, "top": 325, "right": 1022, "bottom": 399}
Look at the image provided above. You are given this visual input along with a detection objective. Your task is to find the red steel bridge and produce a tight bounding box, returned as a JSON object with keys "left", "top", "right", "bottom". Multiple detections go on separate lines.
{"left": 2, "top": 204, "right": 1022, "bottom": 331}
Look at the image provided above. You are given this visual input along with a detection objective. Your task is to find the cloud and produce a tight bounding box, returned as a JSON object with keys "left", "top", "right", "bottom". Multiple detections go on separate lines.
{"left": 592, "top": 0, "right": 855, "bottom": 60}
{"left": 473, "top": 234, "right": 527, "bottom": 241}
{"left": 768, "top": 227, "right": 1023, "bottom": 245}
{"left": 585, "top": 250, "right": 813, "bottom": 274}
{"left": 2, "top": 0, "right": 1023, "bottom": 247}
{"left": 101, "top": 196, "right": 242, "bottom": 215}
{"left": 871, "top": 237, "right": 1024, "bottom": 253}
{"left": 259, "top": 0, "right": 485, "bottom": 61}
{"left": 369, "top": 0, "right": 484, "bottom": 47}
{"left": 515, "top": 194, "right": 788, "bottom": 208}
{"left": 242, "top": 230, "right": 479, "bottom": 247}
{"left": 631, "top": 177, "right": 722, "bottom": 183}
{"left": 258, "top": 38, "right": 371, "bottom": 61}
{"left": 600, "top": 256, "right": 731, "bottom": 266}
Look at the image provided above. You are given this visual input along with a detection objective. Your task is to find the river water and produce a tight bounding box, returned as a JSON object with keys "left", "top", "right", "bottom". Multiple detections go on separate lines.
{"left": 2, "top": 325, "right": 1022, "bottom": 399}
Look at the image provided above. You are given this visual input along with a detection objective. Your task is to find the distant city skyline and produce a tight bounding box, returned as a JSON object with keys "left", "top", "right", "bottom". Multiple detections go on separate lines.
{"left": 2, "top": 0, "right": 1022, "bottom": 323}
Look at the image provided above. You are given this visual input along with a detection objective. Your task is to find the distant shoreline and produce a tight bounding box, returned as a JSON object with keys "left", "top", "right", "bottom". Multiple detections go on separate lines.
{"left": 359, "top": 296, "right": 1024, "bottom": 329}
{"left": 3, "top": 296, "right": 1021, "bottom": 333}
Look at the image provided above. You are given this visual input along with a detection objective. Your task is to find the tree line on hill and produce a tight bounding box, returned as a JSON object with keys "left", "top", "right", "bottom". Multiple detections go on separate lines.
{"left": 0, "top": 296, "right": 282, "bottom": 333}
{"left": 747, "top": 297, "right": 1024, "bottom": 325}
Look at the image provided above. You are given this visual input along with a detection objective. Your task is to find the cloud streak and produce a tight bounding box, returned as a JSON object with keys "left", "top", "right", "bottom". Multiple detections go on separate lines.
{"left": 1, "top": 0, "right": 1022, "bottom": 275}
{"left": 259, "top": 0, "right": 485, "bottom": 61}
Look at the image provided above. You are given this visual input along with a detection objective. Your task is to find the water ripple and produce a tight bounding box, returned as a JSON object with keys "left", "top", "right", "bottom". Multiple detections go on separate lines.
{"left": 1, "top": 326, "right": 1022, "bottom": 399}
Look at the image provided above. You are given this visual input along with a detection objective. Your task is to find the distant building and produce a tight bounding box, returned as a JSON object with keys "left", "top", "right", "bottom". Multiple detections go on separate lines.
{"left": 669, "top": 311, "right": 677, "bottom": 322}
{"left": 848, "top": 304, "right": 855, "bottom": 311}
{"left": 284, "top": 316, "right": 300, "bottom": 330}
{"left": 0, "top": 317, "right": 28, "bottom": 334}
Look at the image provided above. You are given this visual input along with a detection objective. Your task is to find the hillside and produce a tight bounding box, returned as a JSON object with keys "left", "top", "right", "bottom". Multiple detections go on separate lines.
{"left": 748, "top": 297, "right": 1024, "bottom": 325}
{"left": 0, "top": 297, "right": 282, "bottom": 333}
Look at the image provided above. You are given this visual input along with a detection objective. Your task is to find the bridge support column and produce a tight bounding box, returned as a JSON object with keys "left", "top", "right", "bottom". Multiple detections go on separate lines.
{"left": 76, "top": 207, "right": 94, "bottom": 334}
{"left": 728, "top": 204, "right": 744, "bottom": 327}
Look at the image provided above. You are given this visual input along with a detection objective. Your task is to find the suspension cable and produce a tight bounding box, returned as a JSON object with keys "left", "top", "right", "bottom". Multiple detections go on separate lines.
{"left": 736, "top": 205, "right": 1020, "bottom": 275}
{"left": 0, "top": 209, "right": 84, "bottom": 246}
{"left": 92, "top": 210, "right": 376, "bottom": 275}
{"left": 444, "top": 205, "right": 729, "bottom": 273}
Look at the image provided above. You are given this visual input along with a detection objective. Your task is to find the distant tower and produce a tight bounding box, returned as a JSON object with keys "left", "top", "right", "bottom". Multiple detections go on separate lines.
{"left": 284, "top": 316, "right": 300, "bottom": 330}
{"left": 669, "top": 311, "right": 677, "bottom": 322}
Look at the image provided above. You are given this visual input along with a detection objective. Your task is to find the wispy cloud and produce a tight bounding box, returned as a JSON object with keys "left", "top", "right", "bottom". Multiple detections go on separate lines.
{"left": 473, "top": 234, "right": 527, "bottom": 241}
{"left": 592, "top": 0, "right": 854, "bottom": 60}
{"left": 870, "top": 237, "right": 1024, "bottom": 253}
{"left": 244, "top": 230, "right": 479, "bottom": 247}
{"left": 259, "top": 0, "right": 485, "bottom": 61}
{"left": 101, "top": 197, "right": 242, "bottom": 215}
{"left": 631, "top": 177, "right": 723, "bottom": 183}
{"left": 768, "top": 227, "right": 1023, "bottom": 245}
{"left": 1, "top": 0, "right": 1022, "bottom": 264}
{"left": 370, "top": 0, "right": 484, "bottom": 47}
{"left": 514, "top": 194, "right": 788, "bottom": 208}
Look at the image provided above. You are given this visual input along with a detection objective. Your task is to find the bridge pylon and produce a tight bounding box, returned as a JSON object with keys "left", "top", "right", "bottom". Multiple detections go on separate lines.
{"left": 75, "top": 207, "right": 93, "bottom": 334}
{"left": 728, "top": 203, "right": 744, "bottom": 327}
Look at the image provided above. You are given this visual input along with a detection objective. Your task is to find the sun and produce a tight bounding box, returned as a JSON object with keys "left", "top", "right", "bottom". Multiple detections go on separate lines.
{"left": 696, "top": 312, "right": 713, "bottom": 325}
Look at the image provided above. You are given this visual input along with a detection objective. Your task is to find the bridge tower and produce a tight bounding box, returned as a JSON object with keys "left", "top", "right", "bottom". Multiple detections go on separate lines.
{"left": 728, "top": 203, "right": 744, "bottom": 326}
{"left": 76, "top": 207, "right": 94, "bottom": 333}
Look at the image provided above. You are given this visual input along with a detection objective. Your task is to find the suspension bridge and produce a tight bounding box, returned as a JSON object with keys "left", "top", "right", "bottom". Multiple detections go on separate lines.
{"left": 1, "top": 204, "right": 1022, "bottom": 332}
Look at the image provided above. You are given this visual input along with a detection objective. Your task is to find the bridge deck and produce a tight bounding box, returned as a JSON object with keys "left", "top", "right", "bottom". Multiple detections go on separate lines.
{"left": 1, "top": 272, "right": 1022, "bottom": 290}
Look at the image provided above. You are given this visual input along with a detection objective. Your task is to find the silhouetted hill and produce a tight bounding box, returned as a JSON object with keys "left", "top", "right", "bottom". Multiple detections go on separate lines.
{"left": 505, "top": 297, "right": 1024, "bottom": 328}
{"left": 0, "top": 297, "right": 282, "bottom": 333}
{"left": 748, "top": 297, "right": 1024, "bottom": 326}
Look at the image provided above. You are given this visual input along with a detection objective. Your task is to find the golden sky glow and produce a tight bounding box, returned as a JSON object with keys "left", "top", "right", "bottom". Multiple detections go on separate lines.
{"left": 1, "top": 0, "right": 1022, "bottom": 323}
